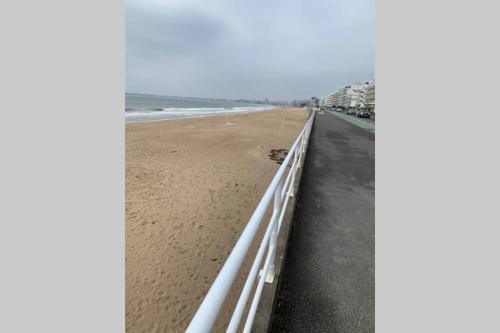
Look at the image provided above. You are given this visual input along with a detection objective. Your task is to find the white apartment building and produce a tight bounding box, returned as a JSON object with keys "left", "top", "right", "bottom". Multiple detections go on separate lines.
{"left": 355, "top": 85, "right": 365, "bottom": 106}
{"left": 319, "top": 96, "right": 326, "bottom": 107}
{"left": 321, "top": 89, "right": 346, "bottom": 109}
{"left": 363, "top": 80, "right": 375, "bottom": 112}
{"left": 321, "top": 80, "right": 375, "bottom": 110}
{"left": 325, "top": 92, "right": 335, "bottom": 107}
{"left": 346, "top": 84, "right": 364, "bottom": 108}
{"left": 332, "top": 84, "right": 363, "bottom": 109}
{"left": 331, "top": 90, "right": 343, "bottom": 107}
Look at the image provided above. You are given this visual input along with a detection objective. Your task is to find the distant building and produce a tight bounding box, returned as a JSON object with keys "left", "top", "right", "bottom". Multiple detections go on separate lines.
{"left": 329, "top": 90, "right": 340, "bottom": 107}
{"left": 319, "top": 96, "right": 326, "bottom": 107}
{"left": 346, "top": 84, "right": 364, "bottom": 108}
{"left": 310, "top": 97, "right": 319, "bottom": 107}
{"left": 322, "top": 85, "right": 362, "bottom": 109}
{"left": 324, "top": 92, "right": 334, "bottom": 108}
{"left": 363, "top": 80, "right": 375, "bottom": 113}
{"left": 320, "top": 80, "right": 375, "bottom": 111}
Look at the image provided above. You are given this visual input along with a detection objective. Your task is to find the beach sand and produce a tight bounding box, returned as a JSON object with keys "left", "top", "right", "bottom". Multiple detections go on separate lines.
{"left": 126, "top": 108, "right": 308, "bottom": 332}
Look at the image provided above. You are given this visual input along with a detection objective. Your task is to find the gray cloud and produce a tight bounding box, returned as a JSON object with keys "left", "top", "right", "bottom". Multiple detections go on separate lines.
{"left": 126, "top": 0, "right": 374, "bottom": 100}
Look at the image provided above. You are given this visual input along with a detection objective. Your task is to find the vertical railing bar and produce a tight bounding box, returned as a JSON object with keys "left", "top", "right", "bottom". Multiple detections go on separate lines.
{"left": 266, "top": 178, "right": 283, "bottom": 282}
{"left": 295, "top": 147, "right": 301, "bottom": 169}
{"left": 277, "top": 185, "right": 293, "bottom": 232}
{"left": 242, "top": 246, "right": 277, "bottom": 333}
{"left": 226, "top": 208, "right": 279, "bottom": 333}
{"left": 281, "top": 147, "right": 299, "bottom": 200}
{"left": 291, "top": 145, "right": 301, "bottom": 183}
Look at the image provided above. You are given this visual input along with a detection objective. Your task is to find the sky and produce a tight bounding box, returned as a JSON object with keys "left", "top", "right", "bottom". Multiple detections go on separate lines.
{"left": 126, "top": 0, "right": 374, "bottom": 101}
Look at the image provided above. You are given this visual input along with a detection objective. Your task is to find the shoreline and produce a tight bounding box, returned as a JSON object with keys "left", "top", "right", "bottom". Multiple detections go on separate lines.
{"left": 125, "top": 106, "right": 280, "bottom": 124}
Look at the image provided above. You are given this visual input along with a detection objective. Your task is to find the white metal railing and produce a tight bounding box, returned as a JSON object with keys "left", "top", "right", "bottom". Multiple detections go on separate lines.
{"left": 186, "top": 110, "right": 316, "bottom": 333}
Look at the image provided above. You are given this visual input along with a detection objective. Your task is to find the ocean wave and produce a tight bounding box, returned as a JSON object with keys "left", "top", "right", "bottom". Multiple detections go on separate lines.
{"left": 125, "top": 105, "right": 275, "bottom": 123}
{"left": 161, "top": 107, "right": 227, "bottom": 112}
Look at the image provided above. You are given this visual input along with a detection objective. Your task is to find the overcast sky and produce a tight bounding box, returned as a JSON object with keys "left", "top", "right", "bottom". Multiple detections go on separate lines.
{"left": 126, "top": 0, "right": 374, "bottom": 100}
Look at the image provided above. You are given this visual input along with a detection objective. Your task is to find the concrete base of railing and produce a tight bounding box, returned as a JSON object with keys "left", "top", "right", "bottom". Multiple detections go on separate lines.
{"left": 251, "top": 123, "right": 314, "bottom": 333}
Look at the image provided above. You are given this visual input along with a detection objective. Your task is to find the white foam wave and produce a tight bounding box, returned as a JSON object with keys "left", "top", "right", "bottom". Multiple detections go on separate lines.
{"left": 161, "top": 107, "right": 226, "bottom": 112}
{"left": 125, "top": 105, "right": 275, "bottom": 123}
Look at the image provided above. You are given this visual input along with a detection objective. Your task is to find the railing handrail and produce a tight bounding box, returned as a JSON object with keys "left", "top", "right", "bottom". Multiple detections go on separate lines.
{"left": 186, "top": 110, "right": 315, "bottom": 332}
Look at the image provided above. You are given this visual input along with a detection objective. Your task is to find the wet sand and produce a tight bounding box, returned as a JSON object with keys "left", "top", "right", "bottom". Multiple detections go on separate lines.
{"left": 126, "top": 108, "right": 308, "bottom": 332}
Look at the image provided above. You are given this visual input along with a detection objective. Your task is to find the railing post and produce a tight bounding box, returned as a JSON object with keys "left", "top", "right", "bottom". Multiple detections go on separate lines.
{"left": 296, "top": 139, "right": 302, "bottom": 169}
{"left": 301, "top": 131, "right": 306, "bottom": 153}
{"left": 265, "top": 179, "right": 283, "bottom": 283}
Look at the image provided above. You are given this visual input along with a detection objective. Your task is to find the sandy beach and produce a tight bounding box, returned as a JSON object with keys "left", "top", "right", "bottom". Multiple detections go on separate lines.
{"left": 126, "top": 107, "right": 308, "bottom": 332}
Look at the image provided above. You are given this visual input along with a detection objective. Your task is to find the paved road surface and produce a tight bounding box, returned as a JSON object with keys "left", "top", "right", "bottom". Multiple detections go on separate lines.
{"left": 269, "top": 112, "right": 375, "bottom": 332}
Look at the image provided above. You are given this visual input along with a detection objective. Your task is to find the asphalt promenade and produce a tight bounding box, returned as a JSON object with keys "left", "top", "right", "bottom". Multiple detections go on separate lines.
{"left": 269, "top": 112, "right": 375, "bottom": 332}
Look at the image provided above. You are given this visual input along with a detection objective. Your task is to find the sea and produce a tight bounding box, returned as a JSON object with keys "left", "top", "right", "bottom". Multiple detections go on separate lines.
{"left": 125, "top": 93, "right": 276, "bottom": 123}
